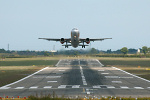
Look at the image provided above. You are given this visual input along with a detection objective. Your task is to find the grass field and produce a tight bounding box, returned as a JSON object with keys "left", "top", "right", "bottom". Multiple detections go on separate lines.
{"left": 0, "top": 58, "right": 58, "bottom": 87}
{"left": 99, "top": 58, "right": 150, "bottom": 80}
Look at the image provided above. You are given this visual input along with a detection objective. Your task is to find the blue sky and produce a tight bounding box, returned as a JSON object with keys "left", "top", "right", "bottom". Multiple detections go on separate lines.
{"left": 0, "top": 0, "right": 150, "bottom": 51}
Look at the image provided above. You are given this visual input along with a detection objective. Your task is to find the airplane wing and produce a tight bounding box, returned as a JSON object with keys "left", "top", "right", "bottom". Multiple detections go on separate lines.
{"left": 79, "top": 38, "right": 112, "bottom": 42}
{"left": 38, "top": 38, "right": 60, "bottom": 41}
{"left": 39, "top": 38, "right": 71, "bottom": 43}
{"left": 89, "top": 38, "right": 112, "bottom": 41}
{"left": 79, "top": 44, "right": 89, "bottom": 46}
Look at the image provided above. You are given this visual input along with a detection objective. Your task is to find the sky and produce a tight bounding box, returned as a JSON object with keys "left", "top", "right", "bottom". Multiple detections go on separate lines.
{"left": 0, "top": 0, "right": 150, "bottom": 51}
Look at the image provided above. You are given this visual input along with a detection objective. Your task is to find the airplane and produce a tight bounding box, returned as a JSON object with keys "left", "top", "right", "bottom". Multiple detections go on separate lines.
{"left": 39, "top": 28, "right": 112, "bottom": 48}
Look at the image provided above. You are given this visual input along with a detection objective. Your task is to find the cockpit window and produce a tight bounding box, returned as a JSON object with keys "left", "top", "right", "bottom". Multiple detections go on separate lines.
{"left": 73, "top": 28, "right": 78, "bottom": 30}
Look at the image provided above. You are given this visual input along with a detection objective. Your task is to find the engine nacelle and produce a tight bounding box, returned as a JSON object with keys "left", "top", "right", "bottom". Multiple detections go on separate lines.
{"left": 86, "top": 38, "right": 90, "bottom": 44}
{"left": 60, "top": 38, "right": 65, "bottom": 44}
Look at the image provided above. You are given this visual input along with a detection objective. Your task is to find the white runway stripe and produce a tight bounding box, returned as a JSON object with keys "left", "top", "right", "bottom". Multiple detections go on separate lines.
{"left": 105, "top": 76, "right": 119, "bottom": 78}
{"left": 93, "top": 86, "right": 101, "bottom": 88}
{"left": 59, "top": 70, "right": 65, "bottom": 71}
{"left": 29, "top": 86, "right": 38, "bottom": 89}
{"left": 46, "top": 76, "right": 61, "bottom": 78}
{"left": 43, "top": 86, "right": 52, "bottom": 89}
{"left": 98, "top": 70, "right": 105, "bottom": 71}
{"left": 15, "top": 87, "right": 24, "bottom": 89}
{"left": 134, "top": 87, "right": 144, "bottom": 89}
{"left": 106, "top": 86, "right": 115, "bottom": 88}
{"left": 112, "top": 81, "right": 122, "bottom": 83}
{"left": 120, "top": 86, "right": 129, "bottom": 89}
{"left": 101, "top": 73, "right": 109, "bottom": 75}
{"left": 47, "top": 81, "right": 57, "bottom": 83}
{"left": 80, "top": 65, "right": 87, "bottom": 85}
{"left": 58, "top": 85, "right": 66, "bottom": 88}
{"left": 119, "top": 77, "right": 133, "bottom": 79}
{"left": 72, "top": 85, "right": 80, "bottom": 88}
{"left": 0, "top": 87, "right": 10, "bottom": 89}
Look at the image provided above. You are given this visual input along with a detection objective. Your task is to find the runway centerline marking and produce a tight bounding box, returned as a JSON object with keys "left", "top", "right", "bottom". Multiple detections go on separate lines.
{"left": 79, "top": 60, "right": 87, "bottom": 85}
{"left": 80, "top": 65, "right": 87, "bottom": 85}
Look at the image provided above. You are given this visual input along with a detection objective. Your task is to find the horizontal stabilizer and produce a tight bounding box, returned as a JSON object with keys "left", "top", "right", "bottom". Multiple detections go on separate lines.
{"left": 62, "top": 45, "right": 72, "bottom": 46}
{"left": 79, "top": 45, "right": 89, "bottom": 46}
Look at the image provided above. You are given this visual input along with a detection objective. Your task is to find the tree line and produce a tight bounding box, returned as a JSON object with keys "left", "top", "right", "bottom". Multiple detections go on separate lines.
{"left": 0, "top": 46, "right": 150, "bottom": 58}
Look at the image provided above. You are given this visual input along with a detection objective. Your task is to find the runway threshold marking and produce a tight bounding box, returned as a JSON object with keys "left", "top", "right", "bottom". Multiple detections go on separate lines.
{"left": 134, "top": 87, "right": 144, "bottom": 89}
{"left": 120, "top": 86, "right": 129, "bottom": 89}
{"left": 47, "top": 81, "right": 57, "bottom": 83}
{"left": 29, "top": 86, "right": 38, "bottom": 89}
{"left": 43, "top": 86, "right": 52, "bottom": 89}
{"left": 106, "top": 86, "right": 115, "bottom": 89}
{"left": 72, "top": 85, "right": 80, "bottom": 88}
{"left": 58, "top": 85, "right": 66, "bottom": 88}
{"left": 93, "top": 86, "right": 101, "bottom": 88}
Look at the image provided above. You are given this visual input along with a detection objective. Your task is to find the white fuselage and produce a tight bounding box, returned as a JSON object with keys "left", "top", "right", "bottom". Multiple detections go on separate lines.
{"left": 71, "top": 28, "right": 80, "bottom": 48}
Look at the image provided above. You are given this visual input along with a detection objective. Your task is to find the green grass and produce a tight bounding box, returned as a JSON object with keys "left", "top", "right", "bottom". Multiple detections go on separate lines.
{"left": 0, "top": 58, "right": 58, "bottom": 87}
{"left": 0, "top": 60, "right": 58, "bottom": 66}
{"left": 100, "top": 60, "right": 150, "bottom": 67}
{"left": 0, "top": 66, "right": 46, "bottom": 87}
{"left": 99, "top": 58, "right": 150, "bottom": 80}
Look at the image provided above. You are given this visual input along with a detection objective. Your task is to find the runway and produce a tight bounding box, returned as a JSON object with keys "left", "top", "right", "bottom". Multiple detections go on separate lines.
{"left": 0, "top": 59, "right": 150, "bottom": 98}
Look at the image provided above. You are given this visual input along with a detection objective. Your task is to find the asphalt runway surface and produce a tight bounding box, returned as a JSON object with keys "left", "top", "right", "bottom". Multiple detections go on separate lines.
{"left": 0, "top": 59, "right": 150, "bottom": 98}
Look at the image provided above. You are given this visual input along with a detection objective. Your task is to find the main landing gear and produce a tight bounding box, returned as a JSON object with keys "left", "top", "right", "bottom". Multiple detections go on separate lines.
{"left": 65, "top": 41, "right": 68, "bottom": 48}
{"left": 82, "top": 41, "right": 85, "bottom": 48}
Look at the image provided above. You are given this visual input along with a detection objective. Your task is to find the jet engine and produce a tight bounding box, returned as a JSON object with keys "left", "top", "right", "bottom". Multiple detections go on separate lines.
{"left": 60, "top": 38, "right": 65, "bottom": 44}
{"left": 86, "top": 38, "right": 90, "bottom": 44}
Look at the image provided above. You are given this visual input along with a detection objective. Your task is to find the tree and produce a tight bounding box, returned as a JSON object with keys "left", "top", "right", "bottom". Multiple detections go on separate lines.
{"left": 142, "top": 46, "right": 148, "bottom": 54}
{"left": 0, "top": 49, "right": 6, "bottom": 53}
{"left": 148, "top": 48, "right": 150, "bottom": 53}
{"left": 44, "top": 51, "right": 50, "bottom": 56}
{"left": 121, "top": 47, "right": 128, "bottom": 55}
{"left": 90, "top": 48, "right": 99, "bottom": 54}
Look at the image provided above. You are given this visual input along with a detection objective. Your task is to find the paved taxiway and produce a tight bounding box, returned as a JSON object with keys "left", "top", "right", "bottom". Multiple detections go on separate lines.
{"left": 0, "top": 59, "right": 150, "bottom": 97}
